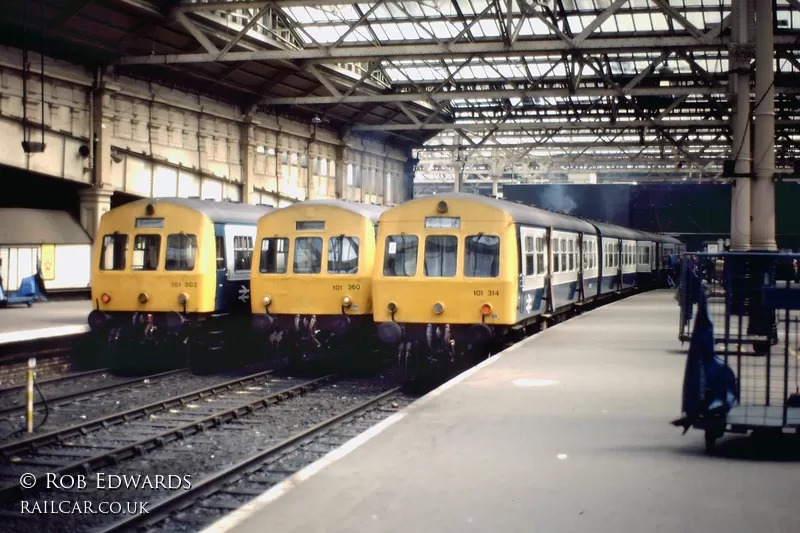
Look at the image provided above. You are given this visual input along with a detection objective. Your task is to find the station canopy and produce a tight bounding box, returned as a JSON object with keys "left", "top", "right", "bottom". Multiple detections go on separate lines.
{"left": 2, "top": 0, "right": 800, "bottom": 183}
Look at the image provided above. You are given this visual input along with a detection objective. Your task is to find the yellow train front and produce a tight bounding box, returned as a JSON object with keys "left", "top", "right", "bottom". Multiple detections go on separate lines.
{"left": 372, "top": 194, "right": 521, "bottom": 375}
{"left": 87, "top": 198, "right": 273, "bottom": 374}
{"left": 250, "top": 200, "right": 387, "bottom": 366}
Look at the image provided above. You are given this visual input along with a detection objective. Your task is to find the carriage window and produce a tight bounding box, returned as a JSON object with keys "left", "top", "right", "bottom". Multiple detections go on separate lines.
{"left": 560, "top": 238, "right": 568, "bottom": 273}
{"left": 132, "top": 235, "right": 160, "bottom": 271}
{"left": 293, "top": 237, "right": 323, "bottom": 274}
{"left": 465, "top": 235, "right": 500, "bottom": 278}
{"left": 524, "top": 236, "right": 535, "bottom": 276}
{"left": 536, "top": 237, "right": 545, "bottom": 273}
{"left": 644, "top": 246, "right": 650, "bottom": 265}
{"left": 260, "top": 238, "right": 288, "bottom": 274}
{"left": 553, "top": 239, "right": 560, "bottom": 272}
{"left": 568, "top": 239, "right": 574, "bottom": 271}
{"left": 583, "top": 241, "right": 588, "bottom": 270}
{"left": 234, "top": 236, "right": 254, "bottom": 273}
{"left": 99, "top": 234, "right": 128, "bottom": 271}
{"left": 328, "top": 236, "right": 360, "bottom": 274}
{"left": 215, "top": 236, "right": 225, "bottom": 270}
{"left": 165, "top": 234, "right": 198, "bottom": 271}
{"left": 424, "top": 235, "right": 457, "bottom": 278}
{"left": 384, "top": 235, "right": 418, "bottom": 277}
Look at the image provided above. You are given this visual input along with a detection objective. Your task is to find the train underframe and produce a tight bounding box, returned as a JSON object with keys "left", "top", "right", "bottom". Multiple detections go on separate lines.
{"left": 86, "top": 309, "right": 258, "bottom": 375}
{"left": 251, "top": 312, "right": 380, "bottom": 373}
{"left": 376, "top": 286, "right": 649, "bottom": 381}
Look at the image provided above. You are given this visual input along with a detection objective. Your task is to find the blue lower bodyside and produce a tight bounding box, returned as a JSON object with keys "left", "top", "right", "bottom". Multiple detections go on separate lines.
{"left": 600, "top": 274, "right": 619, "bottom": 294}
{"left": 552, "top": 280, "right": 579, "bottom": 310}
{"left": 583, "top": 276, "right": 599, "bottom": 301}
{"left": 621, "top": 272, "right": 637, "bottom": 289}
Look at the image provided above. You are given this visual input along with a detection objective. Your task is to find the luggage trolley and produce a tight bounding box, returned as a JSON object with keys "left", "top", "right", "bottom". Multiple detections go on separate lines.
{"left": 674, "top": 252, "right": 800, "bottom": 453}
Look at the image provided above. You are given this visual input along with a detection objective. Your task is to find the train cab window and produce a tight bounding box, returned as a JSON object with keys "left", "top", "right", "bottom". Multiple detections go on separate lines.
{"left": 523, "top": 236, "right": 535, "bottom": 276}
{"left": 552, "top": 239, "right": 560, "bottom": 272}
{"left": 535, "top": 237, "right": 545, "bottom": 273}
{"left": 384, "top": 235, "right": 418, "bottom": 277}
{"left": 293, "top": 237, "right": 323, "bottom": 274}
{"left": 165, "top": 234, "right": 198, "bottom": 271}
{"left": 99, "top": 234, "right": 128, "bottom": 271}
{"left": 328, "top": 236, "right": 360, "bottom": 274}
{"left": 424, "top": 235, "right": 457, "bottom": 278}
{"left": 132, "top": 235, "right": 160, "bottom": 271}
{"left": 234, "top": 236, "right": 254, "bottom": 273}
{"left": 260, "top": 238, "right": 289, "bottom": 274}
{"left": 215, "top": 236, "right": 225, "bottom": 270}
{"left": 465, "top": 235, "right": 500, "bottom": 278}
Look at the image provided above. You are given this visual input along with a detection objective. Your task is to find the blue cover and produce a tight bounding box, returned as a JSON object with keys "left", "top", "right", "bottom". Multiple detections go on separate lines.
{"left": 680, "top": 289, "right": 738, "bottom": 421}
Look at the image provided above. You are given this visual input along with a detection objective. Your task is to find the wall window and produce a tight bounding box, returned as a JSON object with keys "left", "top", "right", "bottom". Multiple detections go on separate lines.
{"left": 328, "top": 236, "right": 360, "bottom": 274}
{"left": 99, "top": 234, "right": 128, "bottom": 271}
{"left": 233, "top": 236, "right": 254, "bottom": 272}
{"left": 384, "top": 235, "right": 418, "bottom": 277}
{"left": 215, "top": 236, "right": 225, "bottom": 270}
{"left": 424, "top": 235, "right": 457, "bottom": 277}
{"left": 536, "top": 237, "right": 545, "bottom": 273}
{"left": 132, "top": 235, "right": 160, "bottom": 271}
{"left": 464, "top": 235, "right": 499, "bottom": 278}
{"left": 165, "top": 234, "right": 198, "bottom": 271}
{"left": 260, "top": 238, "right": 289, "bottom": 274}
{"left": 524, "top": 236, "right": 535, "bottom": 276}
{"left": 293, "top": 237, "right": 323, "bottom": 274}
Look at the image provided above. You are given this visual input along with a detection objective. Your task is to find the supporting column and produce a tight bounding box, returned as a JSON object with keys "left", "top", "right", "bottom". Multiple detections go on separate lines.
{"left": 453, "top": 160, "right": 463, "bottom": 193}
{"left": 239, "top": 117, "right": 256, "bottom": 205}
{"left": 751, "top": 0, "right": 777, "bottom": 250}
{"left": 729, "top": 0, "right": 753, "bottom": 251}
{"left": 79, "top": 187, "right": 113, "bottom": 240}
{"left": 334, "top": 146, "right": 347, "bottom": 200}
{"left": 728, "top": 0, "right": 753, "bottom": 251}
{"left": 82, "top": 81, "right": 116, "bottom": 240}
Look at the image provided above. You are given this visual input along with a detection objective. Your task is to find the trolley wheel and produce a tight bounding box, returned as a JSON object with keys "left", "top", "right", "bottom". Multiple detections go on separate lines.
{"left": 704, "top": 431, "right": 717, "bottom": 453}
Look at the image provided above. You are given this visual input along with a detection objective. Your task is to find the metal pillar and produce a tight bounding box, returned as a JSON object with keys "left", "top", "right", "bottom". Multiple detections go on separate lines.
{"left": 453, "top": 160, "right": 463, "bottom": 193}
{"left": 729, "top": 0, "right": 753, "bottom": 251}
{"left": 751, "top": 0, "right": 777, "bottom": 250}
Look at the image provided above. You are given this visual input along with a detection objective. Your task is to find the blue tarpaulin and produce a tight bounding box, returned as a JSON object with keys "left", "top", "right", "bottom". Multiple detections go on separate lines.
{"left": 679, "top": 287, "right": 738, "bottom": 426}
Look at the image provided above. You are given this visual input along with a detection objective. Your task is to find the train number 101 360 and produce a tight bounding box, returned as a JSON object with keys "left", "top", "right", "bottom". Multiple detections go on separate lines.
{"left": 333, "top": 284, "right": 361, "bottom": 291}
{"left": 473, "top": 289, "right": 500, "bottom": 296}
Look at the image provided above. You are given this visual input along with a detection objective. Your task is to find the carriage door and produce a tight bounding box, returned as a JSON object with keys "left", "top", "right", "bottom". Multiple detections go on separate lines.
{"left": 519, "top": 226, "right": 547, "bottom": 319}
{"left": 221, "top": 224, "right": 257, "bottom": 314}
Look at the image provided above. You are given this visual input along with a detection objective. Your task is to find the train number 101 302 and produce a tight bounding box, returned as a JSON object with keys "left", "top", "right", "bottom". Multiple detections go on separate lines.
{"left": 171, "top": 281, "right": 197, "bottom": 288}
{"left": 473, "top": 289, "right": 500, "bottom": 296}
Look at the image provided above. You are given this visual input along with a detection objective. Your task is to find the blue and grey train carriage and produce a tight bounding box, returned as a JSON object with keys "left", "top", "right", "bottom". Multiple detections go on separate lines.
{"left": 88, "top": 198, "right": 273, "bottom": 374}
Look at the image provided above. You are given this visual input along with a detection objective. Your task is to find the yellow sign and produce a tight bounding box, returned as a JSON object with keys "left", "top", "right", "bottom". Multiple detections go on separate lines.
{"left": 41, "top": 244, "right": 55, "bottom": 281}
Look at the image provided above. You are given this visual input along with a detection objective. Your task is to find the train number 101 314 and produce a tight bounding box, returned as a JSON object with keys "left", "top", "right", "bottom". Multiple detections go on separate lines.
{"left": 473, "top": 289, "right": 500, "bottom": 296}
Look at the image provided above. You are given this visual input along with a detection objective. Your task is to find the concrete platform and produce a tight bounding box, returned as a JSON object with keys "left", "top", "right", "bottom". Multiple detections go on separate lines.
{"left": 202, "top": 290, "right": 800, "bottom": 533}
{"left": 0, "top": 300, "right": 90, "bottom": 345}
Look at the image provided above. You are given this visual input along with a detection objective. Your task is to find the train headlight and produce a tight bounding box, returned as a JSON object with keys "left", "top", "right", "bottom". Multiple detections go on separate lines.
{"left": 178, "top": 293, "right": 189, "bottom": 305}
{"left": 481, "top": 303, "right": 492, "bottom": 316}
{"left": 101, "top": 293, "right": 111, "bottom": 304}
{"left": 387, "top": 301, "right": 397, "bottom": 314}
{"left": 433, "top": 302, "right": 445, "bottom": 315}
{"left": 138, "top": 293, "right": 149, "bottom": 304}
{"left": 342, "top": 296, "right": 352, "bottom": 308}
{"left": 263, "top": 296, "right": 272, "bottom": 307}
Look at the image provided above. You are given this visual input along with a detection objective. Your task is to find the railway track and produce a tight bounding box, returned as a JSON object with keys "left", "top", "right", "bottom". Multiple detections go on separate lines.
{"left": 95, "top": 386, "right": 411, "bottom": 533}
{"left": 0, "top": 372, "right": 335, "bottom": 504}
{"left": 0, "top": 368, "right": 109, "bottom": 396}
{"left": 0, "top": 368, "right": 188, "bottom": 418}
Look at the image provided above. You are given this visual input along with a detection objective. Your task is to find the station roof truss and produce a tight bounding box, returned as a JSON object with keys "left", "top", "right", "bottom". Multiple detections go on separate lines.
{"left": 3, "top": 0, "right": 800, "bottom": 179}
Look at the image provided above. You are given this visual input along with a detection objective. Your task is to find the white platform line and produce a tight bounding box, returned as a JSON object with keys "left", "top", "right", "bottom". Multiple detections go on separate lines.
{"left": 196, "top": 307, "right": 587, "bottom": 533}
{"left": 0, "top": 325, "right": 89, "bottom": 346}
